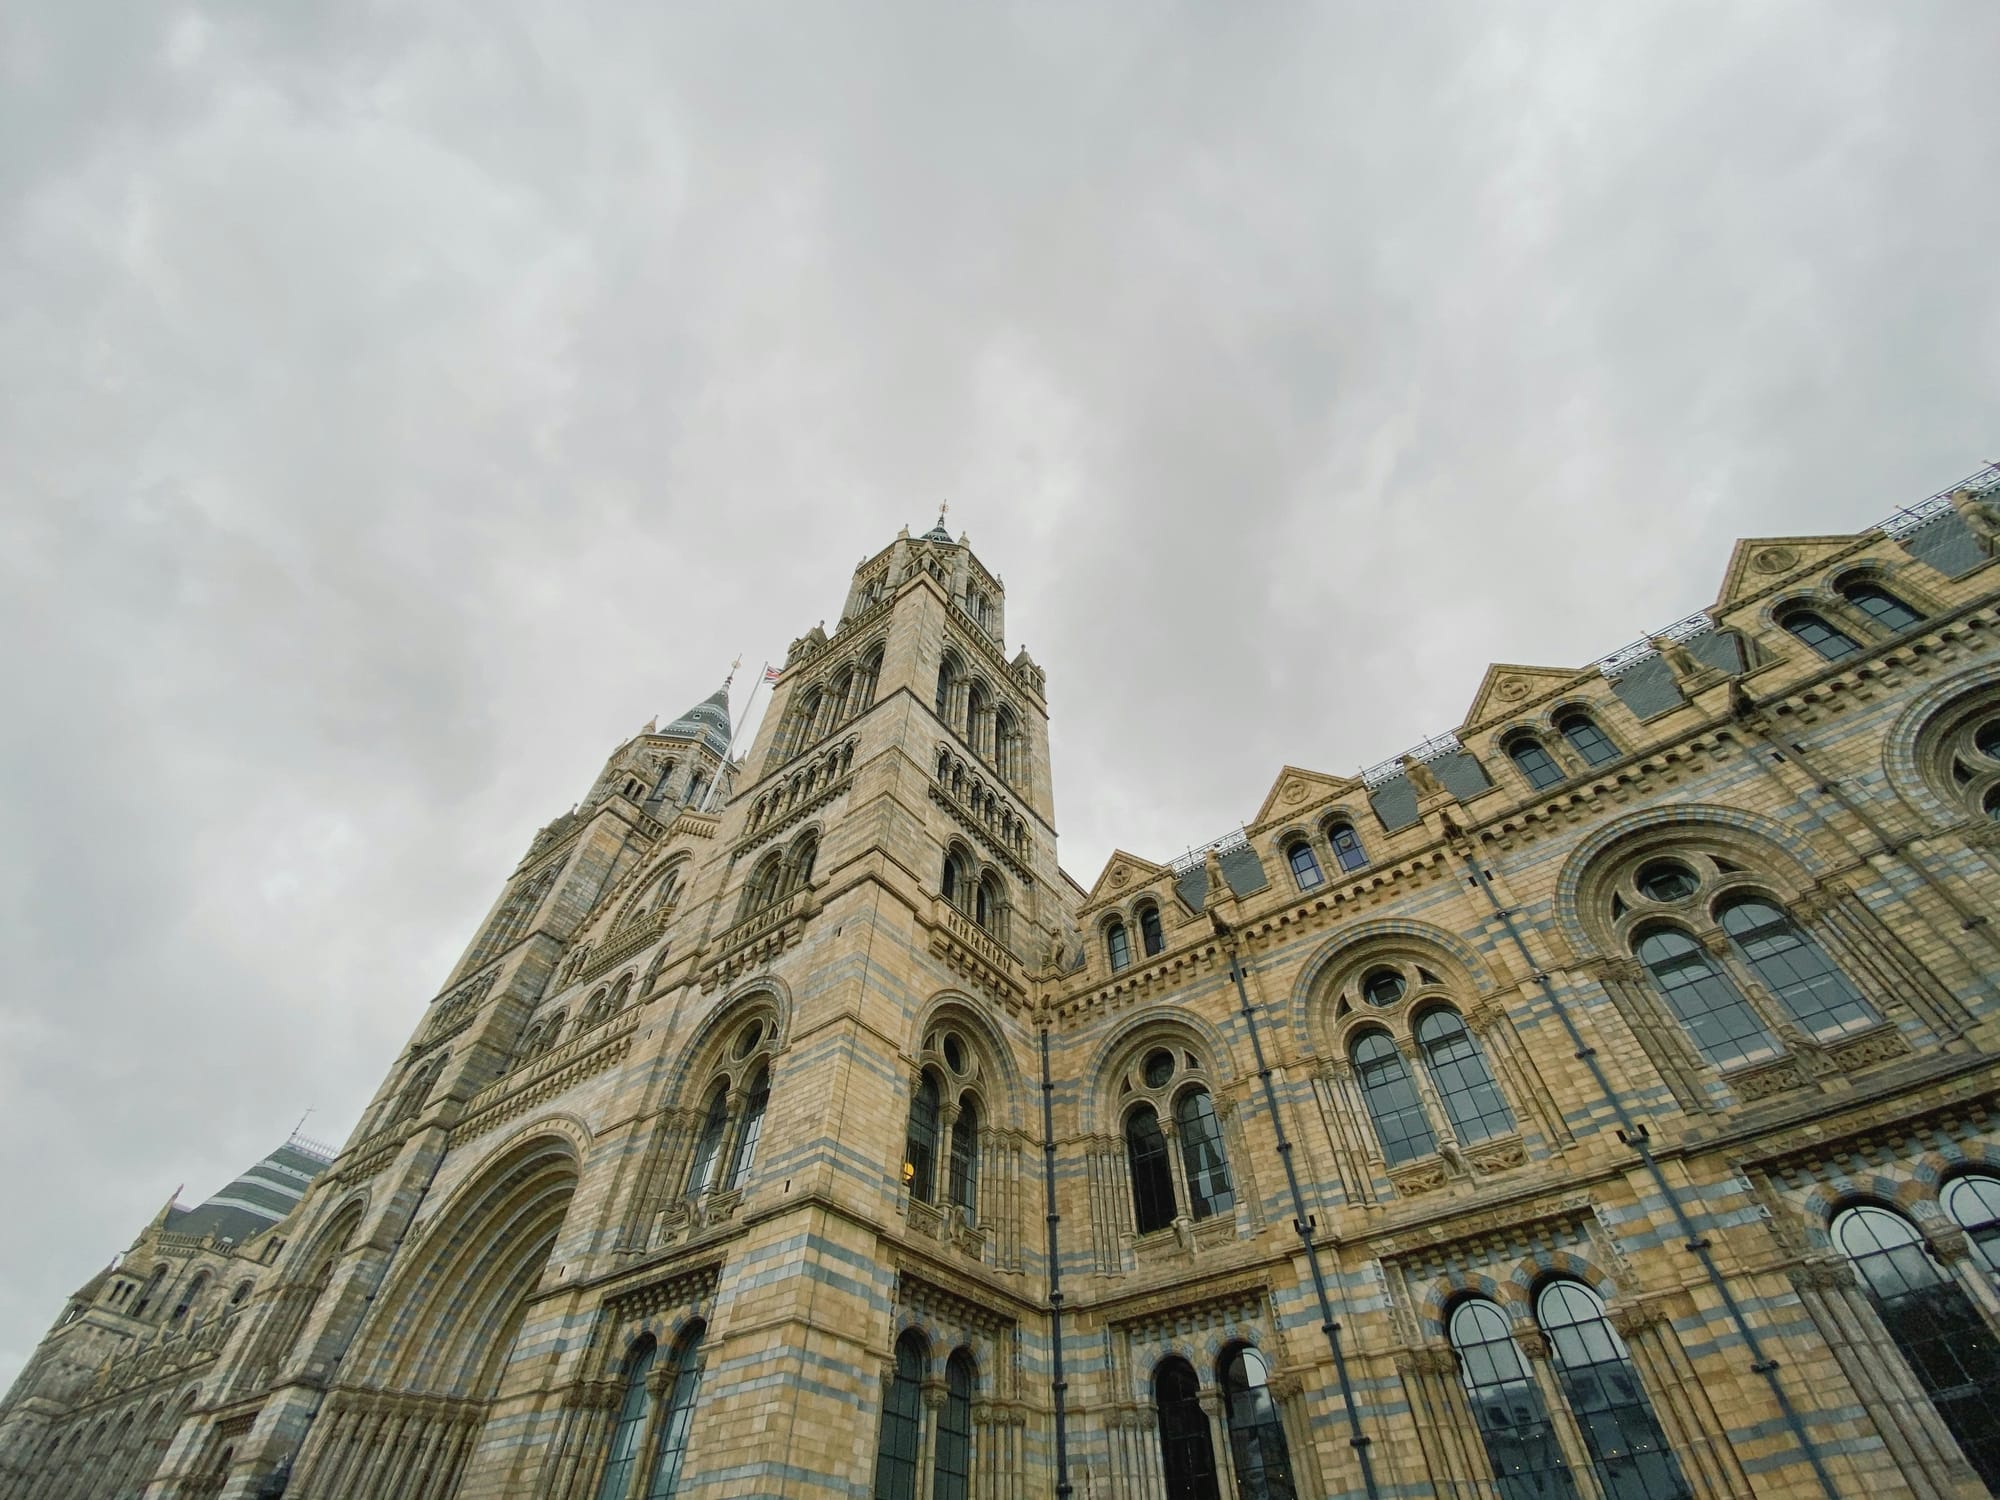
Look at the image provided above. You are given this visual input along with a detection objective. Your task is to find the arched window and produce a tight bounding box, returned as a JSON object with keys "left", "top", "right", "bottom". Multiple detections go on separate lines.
{"left": 1106, "top": 919, "right": 1132, "bottom": 973}
{"left": 1715, "top": 896, "right": 1876, "bottom": 1038}
{"left": 1154, "top": 1357, "right": 1221, "bottom": 1500}
{"left": 1507, "top": 736, "right": 1565, "bottom": 791}
{"left": 744, "top": 852, "right": 785, "bottom": 914}
{"left": 941, "top": 849, "right": 966, "bottom": 907}
{"left": 904, "top": 1073, "right": 941, "bottom": 1202}
{"left": 994, "top": 706, "right": 1018, "bottom": 782}
{"left": 1175, "top": 1088, "right": 1235, "bottom": 1220}
{"left": 974, "top": 872, "right": 1002, "bottom": 933}
{"left": 595, "top": 1336, "right": 658, "bottom": 1500}
{"left": 1326, "top": 820, "right": 1368, "bottom": 873}
{"left": 857, "top": 647, "right": 883, "bottom": 710}
{"left": 1352, "top": 1031, "right": 1436, "bottom": 1165}
{"left": 1840, "top": 580, "right": 1923, "bottom": 631}
{"left": 686, "top": 1085, "right": 731, "bottom": 1198}
{"left": 1139, "top": 903, "right": 1166, "bottom": 958}
{"left": 934, "top": 1351, "right": 976, "bottom": 1500}
{"left": 1286, "top": 840, "right": 1323, "bottom": 890}
{"left": 170, "top": 1272, "right": 210, "bottom": 1326}
{"left": 789, "top": 835, "right": 819, "bottom": 893}
{"left": 1780, "top": 609, "right": 1861, "bottom": 662}
{"left": 1536, "top": 1282, "right": 1688, "bottom": 1500}
{"left": 1633, "top": 926, "right": 1776, "bottom": 1069}
{"left": 1448, "top": 1299, "right": 1577, "bottom": 1500}
{"left": 1556, "top": 712, "right": 1618, "bottom": 767}
{"left": 684, "top": 771, "right": 708, "bottom": 807}
{"left": 1126, "top": 1105, "right": 1178, "bottom": 1234}
{"left": 727, "top": 1066, "right": 770, "bottom": 1191}
{"left": 935, "top": 658, "right": 958, "bottom": 719}
{"left": 1416, "top": 1010, "right": 1513, "bottom": 1143}
{"left": 966, "top": 683, "right": 988, "bottom": 751}
{"left": 1944, "top": 1174, "right": 2000, "bottom": 1272}
{"left": 652, "top": 759, "right": 679, "bottom": 800}
{"left": 947, "top": 1094, "right": 978, "bottom": 1216}
{"left": 1219, "top": 1345, "right": 1296, "bottom": 1500}
{"left": 873, "top": 1331, "right": 927, "bottom": 1500}
{"left": 132, "top": 1267, "right": 168, "bottom": 1319}
{"left": 1832, "top": 1205, "right": 2000, "bottom": 1489}
{"left": 644, "top": 1322, "right": 706, "bottom": 1500}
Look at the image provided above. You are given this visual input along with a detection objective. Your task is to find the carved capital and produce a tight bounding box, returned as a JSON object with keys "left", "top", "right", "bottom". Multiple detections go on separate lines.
{"left": 1197, "top": 1390, "right": 1225, "bottom": 1420}
{"left": 1516, "top": 1330, "right": 1551, "bottom": 1360}
{"left": 922, "top": 1379, "right": 949, "bottom": 1411}
{"left": 1608, "top": 1303, "right": 1665, "bottom": 1338}
{"left": 1787, "top": 1259, "right": 1855, "bottom": 1292}
{"left": 1925, "top": 1225, "right": 1975, "bottom": 1264}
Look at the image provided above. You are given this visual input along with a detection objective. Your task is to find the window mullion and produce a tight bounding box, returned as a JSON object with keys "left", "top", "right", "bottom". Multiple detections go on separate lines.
{"left": 1517, "top": 1331, "right": 1610, "bottom": 1500}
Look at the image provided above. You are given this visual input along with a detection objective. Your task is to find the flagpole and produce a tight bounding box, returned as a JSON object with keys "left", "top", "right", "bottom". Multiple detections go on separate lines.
{"left": 698, "top": 659, "right": 774, "bottom": 814}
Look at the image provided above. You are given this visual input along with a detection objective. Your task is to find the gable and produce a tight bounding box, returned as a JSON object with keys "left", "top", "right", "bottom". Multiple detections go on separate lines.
{"left": 1459, "top": 664, "right": 1591, "bottom": 734}
{"left": 1081, "top": 849, "right": 1172, "bottom": 909}
{"left": 1251, "top": 767, "right": 1366, "bottom": 830}
{"left": 1711, "top": 535, "right": 1867, "bottom": 613}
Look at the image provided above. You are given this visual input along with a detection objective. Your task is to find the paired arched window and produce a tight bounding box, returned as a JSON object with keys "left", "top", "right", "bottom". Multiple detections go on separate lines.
{"left": 743, "top": 852, "right": 786, "bottom": 915}
{"left": 1779, "top": 609, "right": 1861, "bottom": 662}
{"left": 1943, "top": 1173, "right": 2000, "bottom": 1272}
{"left": 1286, "top": 840, "right": 1323, "bottom": 890}
{"left": 1122, "top": 1048, "right": 1233, "bottom": 1234}
{"left": 1838, "top": 579, "right": 1922, "bottom": 631}
{"left": 1832, "top": 1204, "right": 2000, "bottom": 1490}
{"left": 1448, "top": 1299, "right": 1576, "bottom": 1500}
{"left": 903, "top": 1073, "right": 941, "bottom": 1203}
{"left": 1507, "top": 736, "right": 1565, "bottom": 791}
{"left": 597, "top": 1336, "right": 658, "bottom": 1500}
{"left": 947, "top": 1094, "right": 979, "bottom": 1215}
{"left": 1106, "top": 919, "right": 1133, "bottom": 973}
{"left": 726, "top": 1066, "right": 769, "bottom": 1191}
{"left": 935, "top": 1351, "right": 975, "bottom": 1500}
{"left": 1219, "top": 1344, "right": 1298, "bottom": 1500}
{"left": 1556, "top": 712, "right": 1618, "bottom": 767}
{"left": 1326, "top": 820, "right": 1368, "bottom": 873}
{"left": 646, "top": 1323, "right": 707, "bottom": 1500}
{"left": 1714, "top": 896, "right": 1877, "bottom": 1037}
{"left": 873, "top": 1332, "right": 928, "bottom": 1500}
{"left": 1126, "top": 1105, "right": 1177, "bottom": 1234}
{"left": 1139, "top": 903, "right": 1166, "bottom": 958}
{"left": 684, "top": 1021, "right": 777, "bottom": 1202}
{"left": 1534, "top": 1282, "right": 1688, "bottom": 1500}
{"left": 941, "top": 849, "right": 968, "bottom": 907}
{"left": 1352, "top": 1031, "right": 1436, "bottom": 1165}
{"left": 1154, "top": 1357, "right": 1220, "bottom": 1500}
{"left": 685, "top": 1086, "right": 732, "bottom": 1198}
{"left": 1414, "top": 1010, "right": 1513, "bottom": 1143}
{"left": 1633, "top": 927, "right": 1775, "bottom": 1069}
{"left": 595, "top": 1323, "right": 707, "bottom": 1500}
{"left": 1175, "top": 1089, "right": 1235, "bottom": 1220}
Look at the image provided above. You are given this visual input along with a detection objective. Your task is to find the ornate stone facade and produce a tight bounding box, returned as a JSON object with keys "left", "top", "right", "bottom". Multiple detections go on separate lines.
{"left": 5, "top": 485, "right": 2000, "bottom": 1500}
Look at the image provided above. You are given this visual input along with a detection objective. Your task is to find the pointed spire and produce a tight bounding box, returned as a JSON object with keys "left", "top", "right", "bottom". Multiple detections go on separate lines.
{"left": 923, "top": 499, "right": 954, "bottom": 544}
{"left": 660, "top": 678, "right": 734, "bottom": 755}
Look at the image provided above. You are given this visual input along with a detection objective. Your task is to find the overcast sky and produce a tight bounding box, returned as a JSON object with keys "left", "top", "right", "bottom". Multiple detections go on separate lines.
{"left": 2, "top": 1, "right": 1995, "bottom": 1388}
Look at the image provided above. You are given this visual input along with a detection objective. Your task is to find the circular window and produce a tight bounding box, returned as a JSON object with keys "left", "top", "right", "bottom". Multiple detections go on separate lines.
{"left": 733, "top": 1020, "right": 764, "bottom": 1058}
{"left": 1978, "top": 720, "right": 2000, "bottom": 762}
{"left": 942, "top": 1033, "right": 965, "bottom": 1071}
{"left": 1142, "top": 1049, "right": 1176, "bottom": 1088}
{"left": 1635, "top": 860, "right": 1700, "bottom": 902}
{"left": 1362, "top": 968, "right": 1406, "bottom": 1007}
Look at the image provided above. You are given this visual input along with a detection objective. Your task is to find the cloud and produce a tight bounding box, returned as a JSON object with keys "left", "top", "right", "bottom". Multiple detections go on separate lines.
{"left": 2, "top": 0, "right": 1995, "bottom": 1384}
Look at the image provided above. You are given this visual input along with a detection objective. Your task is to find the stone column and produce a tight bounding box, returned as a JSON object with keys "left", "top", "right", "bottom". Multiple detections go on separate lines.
{"left": 918, "top": 1380, "right": 947, "bottom": 1500}
{"left": 1925, "top": 1224, "right": 2000, "bottom": 1329}
{"left": 1518, "top": 1330, "right": 1608, "bottom": 1500}
{"left": 1394, "top": 1347, "right": 1488, "bottom": 1500}
{"left": 1607, "top": 1302, "right": 1750, "bottom": 1500}
{"left": 1197, "top": 1390, "right": 1238, "bottom": 1500}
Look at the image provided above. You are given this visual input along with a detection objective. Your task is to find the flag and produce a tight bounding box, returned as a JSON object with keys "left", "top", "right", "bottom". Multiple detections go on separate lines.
{"left": 763, "top": 666, "right": 782, "bottom": 684}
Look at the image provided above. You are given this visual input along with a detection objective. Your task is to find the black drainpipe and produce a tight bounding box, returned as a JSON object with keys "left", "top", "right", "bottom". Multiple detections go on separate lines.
{"left": 1039, "top": 1024, "right": 1074, "bottom": 1500}
{"left": 1221, "top": 931, "right": 1385, "bottom": 1500}
{"left": 1451, "top": 840, "right": 1839, "bottom": 1500}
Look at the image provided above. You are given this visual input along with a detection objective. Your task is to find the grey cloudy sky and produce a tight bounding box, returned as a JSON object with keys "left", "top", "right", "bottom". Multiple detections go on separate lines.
{"left": 2, "top": 1, "right": 1995, "bottom": 1385}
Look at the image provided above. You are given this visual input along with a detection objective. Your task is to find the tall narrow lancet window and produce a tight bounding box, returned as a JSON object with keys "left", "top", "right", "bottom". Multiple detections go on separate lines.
{"left": 1416, "top": 1009, "right": 1513, "bottom": 1142}
{"left": 995, "top": 706, "right": 1018, "bottom": 781}
{"left": 1449, "top": 1299, "right": 1577, "bottom": 1500}
{"left": 1780, "top": 609, "right": 1862, "bottom": 662}
{"left": 1833, "top": 1204, "right": 2000, "bottom": 1489}
{"left": 1220, "top": 1345, "right": 1298, "bottom": 1500}
{"left": 1287, "top": 840, "right": 1323, "bottom": 890}
{"left": 1633, "top": 926, "right": 1776, "bottom": 1069}
{"left": 935, "top": 659, "right": 957, "bottom": 718}
{"left": 686, "top": 1086, "right": 732, "bottom": 1198}
{"left": 1174, "top": 1088, "right": 1235, "bottom": 1220}
{"left": 1126, "top": 1104, "right": 1178, "bottom": 1233}
{"left": 947, "top": 1094, "right": 979, "bottom": 1216}
{"left": 1106, "top": 919, "right": 1132, "bottom": 973}
{"left": 904, "top": 1073, "right": 941, "bottom": 1202}
{"left": 727, "top": 1066, "right": 770, "bottom": 1191}
{"left": 1556, "top": 712, "right": 1619, "bottom": 767}
{"left": 1154, "top": 1357, "right": 1222, "bottom": 1500}
{"left": 1840, "top": 580, "right": 1923, "bottom": 631}
{"left": 857, "top": 647, "right": 883, "bottom": 710}
{"left": 595, "top": 1337, "right": 658, "bottom": 1500}
{"left": 1139, "top": 903, "right": 1166, "bottom": 958}
{"left": 1715, "top": 897, "right": 1876, "bottom": 1038}
{"left": 1943, "top": 1175, "right": 2000, "bottom": 1272}
{"left": 1327, "top": 820, "right": 1369, "bottom": 872}
{"left": 1352, "top": 1031, "right": 1436, "bottom": 1165}
{"left": 933, "top": 1351, "right": 976, "bottom": 1500}
{"left": 872, "top": 1332, "right": 927, "bottom": 1500}
{"left": 966, "top": 683, "right": 988, "bottom": 752}
{"left": 1507, "top": 736, "right": 1565, "bottom": 790}
{"left": 644, "top": 1323, "right": 706, "bottom": 1500}
{"left": 1535, "top": 1281, "right": 1689, "bottom": 1500}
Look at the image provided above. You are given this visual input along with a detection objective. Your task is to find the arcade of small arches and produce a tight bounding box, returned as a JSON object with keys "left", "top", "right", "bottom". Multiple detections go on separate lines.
{"left": 738, "top": 827, "right": 821, "bottom": 920}
{"left": 748, "top": 739, "right": 857, "bottom": 835}
{"left": 935, "top": 650, "right": 1028, "bottom": 790}
{"left": 940, "top": 840, "right": 1012, "bottom": 944}
{"left": 768, "top": 644, "right": 883, "bottom": 766}
{"left": 1276, "top": 815, "right": 1372, "bottom": 897}
{"left": 935, "top": 746, "right": 1031, "bottom": 857}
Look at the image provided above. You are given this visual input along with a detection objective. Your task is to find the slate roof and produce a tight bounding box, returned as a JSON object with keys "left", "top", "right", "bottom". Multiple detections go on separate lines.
{"left": 661, "top": 685, "right": 733, "bottom": 756}
{"left": 164, "top": 1139, "right": 332, "bottom": 1245}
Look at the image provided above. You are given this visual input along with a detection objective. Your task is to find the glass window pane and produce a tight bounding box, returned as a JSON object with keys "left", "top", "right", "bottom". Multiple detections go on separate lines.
{"left": 1783, "top": 612, "right": 1861, "bottom": 662}
{"left": 1220, "top": 1346, "right": 1297, "bottom": 1500}
{"left": 1843, "top": 584, "right": 1921, "bottom": 631}
{"left": 596, "top": 1342, "right": 657, "bottom": 1500}
{"left": 1175, "top": 1089, "right": 1235, "bottom": 1221}
{"left": 947, "top": 1097, "right": 979, "bottom": 1214}
{"left": 645, "top": 1326, "right": 706, "bottom": 1500}
{"left": 934, "top": 1353, "right": 975, "bottom": 1500}
{"left": 727, "top": 1068, "right": 770, "bottom": 1191}
{"left": 905, "top": 1074, "right": 940, "bottom": 1203}
{"left": 1127, "top": 1105, "right": 1178, "bottom": 1233}
{"left": 1716, "top": 899, "right": 1876, "bottom": 1038}
{"left": 1108, "top": 922, "right": 1132, "bottom": 972}
{"left": 1449, "top": 1300, "right": 1577, "bottom": 1500}
{"left": 1559, "top": 717, "right": 1619, "bottom": 766}
{"left": 1140, "top": 906, "right": 1166, "bottom": 956}
{"left": 1154, "top": 1359, "right": 1221, "bottom": 1500}
{"left": 1510, "top": 740, "right": 1565, "bottom": 790}
{"left": 872, "top": 1335, "right": 926, "bottom": 1500}
{"left": 1289, "top": 843, "right": 1323, "bottom": 890}
{"left": 1944, "top": 1175, "right": 2000, "bottom": 1273}
{"left": 1534, "top": 1283, "right": 1690, "bottom": 1500}
{"left": 1328, "top": 823, "right": 1369, "bottom": 872}
{"left": 1417, "top": 1010, "right": 1514, "bottom": 1143}
{"left": 686, "top": 1088, "right": 731, "bottom": 1197}
{"left": 1634, "top": 927, "right": 1777, "bottom": 1069}
{"left": 1353, "top": 1032, "right": 1436, "bottom": 1165}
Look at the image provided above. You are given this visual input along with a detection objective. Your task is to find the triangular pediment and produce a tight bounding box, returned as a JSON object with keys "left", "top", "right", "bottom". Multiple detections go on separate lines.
{"left": 1251, "top": 766, "right": 1365, "bottom": 830}
{"left": 1082, "top": 850, "right": 1172, "bottom": 909}
{"left": 1460, "top": 664, "right": 1590, "bottom": 732}
{"left": 1712, "top": 535, "right": 1864, "bottom": 613}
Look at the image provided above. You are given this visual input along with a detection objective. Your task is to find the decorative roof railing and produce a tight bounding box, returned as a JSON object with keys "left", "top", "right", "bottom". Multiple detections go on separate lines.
{"left": 1361, "top": 732, "right": 1465, "bottom": 789}
{"left": 1169, "top": 826, "right": 1250, "bottom": 875}
{"left": 1876, "top": 463, "right": 1999, "bottom": 538}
